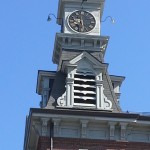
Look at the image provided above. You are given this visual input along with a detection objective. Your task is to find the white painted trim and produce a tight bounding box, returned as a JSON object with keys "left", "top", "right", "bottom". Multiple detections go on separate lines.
{"left": 74, "top": 103, "right": 95, "bottom": 107}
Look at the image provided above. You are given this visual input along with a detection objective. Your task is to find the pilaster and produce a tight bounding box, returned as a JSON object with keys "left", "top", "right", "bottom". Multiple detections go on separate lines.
{"left": 96, "top": 80, "right": 103, "bottom": 109}
{"left": 95, "top": 73, "right": 103, "bottom": 109}
{"left": 66, "top": 65, "right": 76, "bottom": 107}
{"left": 66, "top": 78, "right": 74, "bottom": 107}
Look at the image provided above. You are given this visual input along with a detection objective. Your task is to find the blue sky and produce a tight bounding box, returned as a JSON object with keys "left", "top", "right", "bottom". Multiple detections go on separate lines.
{"left": 0, "top": 0, "right": 150, "bottom": 149}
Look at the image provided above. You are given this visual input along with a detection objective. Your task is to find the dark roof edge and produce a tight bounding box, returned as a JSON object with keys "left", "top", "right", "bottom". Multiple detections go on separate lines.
{"left": 110, "top": 75, "right": 125, "bottom": 82}
{"left": 110, "top": 75, "right": 125, "bottom": 79}
{"left": 29, "top": 108, "right": 150, "bottom": 120}
{"left": 38, "top": 70, "right": 56, "bottom": 73}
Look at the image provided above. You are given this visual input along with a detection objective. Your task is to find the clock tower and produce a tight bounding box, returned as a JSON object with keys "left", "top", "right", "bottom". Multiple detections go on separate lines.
{"left": 24, "top": 0, "right": 150, "bottom": 150}
{"left": 47, "top": 0, "right": 123, "bottom": 112}
{"left": 57, "top": 0, "right": 103, "bottom": 35}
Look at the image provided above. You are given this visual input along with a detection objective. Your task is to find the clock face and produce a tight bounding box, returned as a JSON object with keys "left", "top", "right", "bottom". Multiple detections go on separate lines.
{"left": 68, "top": 10, "right": 96, "bottom": 33}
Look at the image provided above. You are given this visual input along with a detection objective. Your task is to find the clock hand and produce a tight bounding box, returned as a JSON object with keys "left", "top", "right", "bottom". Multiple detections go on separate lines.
{"left": 74, "top": 18, "right": 80, "bottom": 24}
{"left": 80, "top": 15, "right": 84, "bottom": 31}
{"left": 80, "top": 15, "right": 83, "bottom": 26}
{"left": 74, "top": 21, "right": 78, "bottom": 25}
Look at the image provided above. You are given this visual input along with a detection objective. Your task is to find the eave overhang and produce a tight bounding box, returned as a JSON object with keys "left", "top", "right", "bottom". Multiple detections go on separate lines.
{"left": 53, "top": 33, "right": 109, "bottom": 64}
{"left": 110, "top": 75, "right": 125, "bottom": 86}
{"left": 24, "top": 108, "right": 150, "bottom": 149}
{"left": 36, "top": 70, "right": 56, "bottom": 95}
{"left": 30, "top": 108, "right": 150, "bottom": 123}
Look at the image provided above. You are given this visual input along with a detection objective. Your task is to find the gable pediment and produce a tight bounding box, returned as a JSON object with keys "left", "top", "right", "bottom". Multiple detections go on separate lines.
{"left": 69, "top": 52, "right": 108, "bottom": 70}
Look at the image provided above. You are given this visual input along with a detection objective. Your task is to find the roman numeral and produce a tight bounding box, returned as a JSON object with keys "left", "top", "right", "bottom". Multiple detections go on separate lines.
{"left": 70, "top": 23, "right": 75, "bottom": 27}
{"left": 69, "top": 19, "right": 74, "bottom": 23}
{"left": 89, "top": 25, "right": 93, "bottom": 28}
{"left": 75, "top": 27, "right": 78, "bottom": 30}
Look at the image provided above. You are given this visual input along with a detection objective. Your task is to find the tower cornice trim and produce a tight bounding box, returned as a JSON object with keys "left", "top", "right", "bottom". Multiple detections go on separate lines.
{"left": 53, "top": 33, "right": 109, "bottom": 64}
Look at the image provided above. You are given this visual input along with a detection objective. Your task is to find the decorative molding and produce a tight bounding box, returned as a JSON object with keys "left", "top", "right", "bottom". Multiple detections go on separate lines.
{"left": 32, "top": 121, "right": 41, "bottom": 135}
{"left": 96, "top": 80, "right": 112, "bottom": 110}
{"left": 77, "top": 68, "right": 94, "bottom": 75}
{"left": 120, "top": 122, "right": 128, "bottom": 141}
{"left": 57, "top": 92, "right": 66, "bottom": 106}
{"left": 52, "top": 118, "right": 61, "bottom": 137}
{"left": 80, "top": 120, "right": 89, "bottom": 138}
{"left": 69, "top": 51, "right": 108, "bottom": 70}
{"left": 103, "top": 94, "right": 112, "bottom": 110}
{"left": 41, "top": 118, "right": 49, "bottom": 136}
{"left": 108, "top": 122, "right": 116, "bottom": 140}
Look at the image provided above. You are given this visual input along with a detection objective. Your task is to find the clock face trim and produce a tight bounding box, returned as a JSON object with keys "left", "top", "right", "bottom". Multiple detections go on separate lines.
{"left": 68, "top": 10, "right": 96, "bottom": 33}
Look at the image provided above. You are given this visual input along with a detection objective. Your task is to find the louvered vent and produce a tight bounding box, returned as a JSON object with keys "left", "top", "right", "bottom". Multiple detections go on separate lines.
{"left": 74, "top": 73, "right": 96, "bottom": 106}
